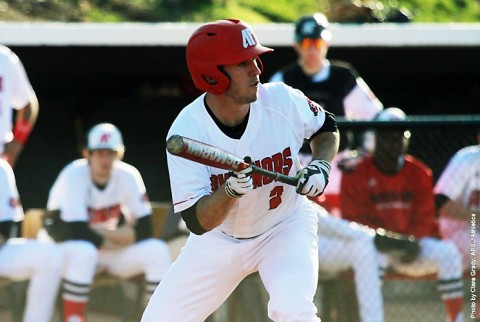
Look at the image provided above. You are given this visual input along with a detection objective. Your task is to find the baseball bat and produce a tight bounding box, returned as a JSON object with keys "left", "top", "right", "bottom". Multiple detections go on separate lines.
{"left": 166, "top": 135, "right": 299, "bottom": 187}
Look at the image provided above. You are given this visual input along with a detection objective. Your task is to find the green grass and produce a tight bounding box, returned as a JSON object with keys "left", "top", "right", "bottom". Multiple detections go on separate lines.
{"left": 3, "top": 0, "right": 480, "bottom": 22}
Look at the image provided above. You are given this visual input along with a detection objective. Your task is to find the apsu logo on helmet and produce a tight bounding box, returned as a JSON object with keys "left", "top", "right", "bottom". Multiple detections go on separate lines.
{"left": 242, "top": 28, "right": 256, "bottom": 48}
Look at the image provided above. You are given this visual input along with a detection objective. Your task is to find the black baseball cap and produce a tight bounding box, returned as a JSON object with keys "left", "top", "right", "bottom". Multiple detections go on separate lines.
{"left": 294, "top": 13, "right": 332, "bottom": 43}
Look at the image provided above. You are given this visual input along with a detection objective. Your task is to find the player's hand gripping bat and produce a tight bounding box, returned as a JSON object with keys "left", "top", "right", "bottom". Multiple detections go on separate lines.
{"left": 166, "top": 135, "right": 299, "bottom": 187}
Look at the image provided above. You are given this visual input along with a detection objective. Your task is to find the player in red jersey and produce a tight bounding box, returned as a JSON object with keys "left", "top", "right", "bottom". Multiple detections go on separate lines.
{"left": 341, "top": 108, "right": 465, "bottom": 322}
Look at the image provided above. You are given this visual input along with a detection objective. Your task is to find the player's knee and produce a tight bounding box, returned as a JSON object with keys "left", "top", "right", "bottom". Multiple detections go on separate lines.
{"left": 348, "top": 236, "right": 376, "bottom": 263}
{"left": 268, "top": 295, "right": 318, "bottom": 322}
{"left": 36, "top": 243, "right": 63, "bottom": 273}
{"left": 140, "top": 239, "right": 172, "bottom": 262}
{"left": 435, "top": 241, "right": 463, "bottom": 275}
{"left": 62, "top": 241, "right": 99, "bottom": 267}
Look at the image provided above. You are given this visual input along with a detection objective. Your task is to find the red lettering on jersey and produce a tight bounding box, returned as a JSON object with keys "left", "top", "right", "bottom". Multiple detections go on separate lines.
{"left": 210, "top": 173, "right": 228, "bottom": 192}
{"left": 208, "top": 146, "right": 294, "bottom": 190}
{"left": 261, "top": 157, "right": 274, "bottom": 185}
{"left": 251, "top": 160, "right": 263, "bottom": 188}
{"left": 269, "top": 186, "right": 284, "bottom": 210}
{"left": 468, "top": 190, "right": 480, "bottom": 211}
{"left": 282, "top": 147, "right": 293, "bottom": 175}
{"left": 88, "top": 204, "right": 121, "bottom": 229}
{"left": 272, "top": 152, "right": 283, "bottom": 174}
{"left": 370, "top": 191, "right": 413, "bottom": 210}
{"left": 100, "top": 133, "right": 111, "bottom": 143}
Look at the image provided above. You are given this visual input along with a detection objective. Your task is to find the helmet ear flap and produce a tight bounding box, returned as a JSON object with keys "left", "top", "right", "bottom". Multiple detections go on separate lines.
{"left": 200, "top": 66, "right": 230, "bottom": 95}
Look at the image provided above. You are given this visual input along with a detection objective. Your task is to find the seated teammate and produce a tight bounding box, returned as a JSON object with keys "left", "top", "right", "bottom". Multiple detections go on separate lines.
{"left": 0, "top": 158, "right": 62, "bottom": 322}
{"left": 40, "top": 123, "right": 172, "bottom": 322}
{"left": 340, "top": 107, "right": 465, "bottom": 322}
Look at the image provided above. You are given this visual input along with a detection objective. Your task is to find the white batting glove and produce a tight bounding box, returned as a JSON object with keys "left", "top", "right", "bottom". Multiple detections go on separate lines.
{"left": 296, "top": 160, "right": 331, "bottom": 197}
{"left": 225, "top": 166, "right": 254, "bottom": 198}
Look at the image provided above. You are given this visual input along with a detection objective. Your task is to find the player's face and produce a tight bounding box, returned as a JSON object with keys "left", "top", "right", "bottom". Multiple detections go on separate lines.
{"left": 87, "top": 149, "right": 118, "bottom": 184}
{"left": 294, "top": 38, "right": 328, "bottom": 67}
{"left": 375, "top": 130, "right": 410, "bottom": 161}
{"left": 222, "top": 57, "right": 261, "bottom": 104}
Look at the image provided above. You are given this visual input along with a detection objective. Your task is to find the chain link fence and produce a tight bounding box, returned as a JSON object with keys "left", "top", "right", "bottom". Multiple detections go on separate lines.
{"left": 316, "top": 115, "right": 480, "bottom": 322}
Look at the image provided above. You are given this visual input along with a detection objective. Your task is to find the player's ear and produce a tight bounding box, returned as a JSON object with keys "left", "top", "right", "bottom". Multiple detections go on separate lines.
{"left": 117, "top": 150, "right": 124, "bottom": 160}
{"left": 82, "top": 148, "right": 89, "bottom": 158}
{"left": 293, "top": 42, "right": 301, "bottom": 53}
{"left": 203, "top": 76, "right": 218, "bottom": 85}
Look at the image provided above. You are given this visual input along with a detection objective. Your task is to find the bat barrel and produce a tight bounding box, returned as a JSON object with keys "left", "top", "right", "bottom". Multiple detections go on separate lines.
{"left": 166, "top": 135, "right": 186, "bottom": 155}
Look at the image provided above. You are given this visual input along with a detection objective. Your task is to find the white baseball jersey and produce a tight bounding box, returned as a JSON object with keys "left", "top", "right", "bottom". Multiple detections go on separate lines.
{"left": 167, "top": 82, "right": 327, "bottom": 238}
{"left": 47, "top": 159, "right": 151, "bottom": 227}
{"left": 0, "top": 45, "right": 35, "bottom": 154}
{"left": 0, "top": 158, "right": 23, "bottom": 222}
{"left": 434, "top": 144, "right": 480, "bottom": 268}
{"left": 435, "top": 144, "right": 480, "bottom": 211}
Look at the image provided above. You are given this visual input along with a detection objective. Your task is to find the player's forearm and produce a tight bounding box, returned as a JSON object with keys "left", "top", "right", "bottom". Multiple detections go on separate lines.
{"left": 310, "top": 131, "right": 339, "bottom": 164}
{"left": 439, "top": 199, "right": 474, "bottom": 221}
{"left": 18, "top": 96, "right": 39, "bottom": 125}
{"left": 195, "top": 189, "right": 237, "bottom": 231}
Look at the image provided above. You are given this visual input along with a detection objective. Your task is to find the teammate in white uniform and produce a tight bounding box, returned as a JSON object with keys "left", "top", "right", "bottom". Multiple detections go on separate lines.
{"left": 0, "top": 45, "right": 39, "bottom": 167}
{"left": 0, "top": 158, "right": 62, "bottom": 322}
{"left": 0, "top": 45, "right": 61, "bottom": 322}
{"left": 142, "top": 19, "right": 339, "bottom": 322}
{"left": 43, "top": 123, "right": 172, "bottom": 322}
{"left": 435, "top": 129, "right": 480, "bottom": 270}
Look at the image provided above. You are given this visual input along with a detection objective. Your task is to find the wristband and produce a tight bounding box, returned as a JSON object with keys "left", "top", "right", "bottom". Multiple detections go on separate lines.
{"left": 13, "top": 120, "right": 33, "bottom": 145}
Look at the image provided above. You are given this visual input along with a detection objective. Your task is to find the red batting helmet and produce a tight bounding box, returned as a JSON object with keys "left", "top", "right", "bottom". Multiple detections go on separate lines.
{"left": 186, "top": 19, "right": 273, "bottom": 95}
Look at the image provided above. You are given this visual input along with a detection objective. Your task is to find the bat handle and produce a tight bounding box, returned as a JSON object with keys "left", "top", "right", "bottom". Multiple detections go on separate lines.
{"left": 251, "top": 165, "right": 299, "bottom": 187}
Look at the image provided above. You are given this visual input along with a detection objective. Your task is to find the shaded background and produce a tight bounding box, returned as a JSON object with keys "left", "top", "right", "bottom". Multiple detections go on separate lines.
{"left": 10, "top": 45, "right": 480, "bottom": 208}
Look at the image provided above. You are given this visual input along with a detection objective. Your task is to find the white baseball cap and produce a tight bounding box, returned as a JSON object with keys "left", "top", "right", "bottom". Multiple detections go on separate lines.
{"left": 87, "top": 123, "right": 125, "bottom": 151}
{"left": 375, "top": 107, "right": 407, "bottom": 121}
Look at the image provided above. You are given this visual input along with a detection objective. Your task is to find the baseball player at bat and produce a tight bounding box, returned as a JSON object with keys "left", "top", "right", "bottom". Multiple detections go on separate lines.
{"left": 39, "top": 123, "right": 173, "bottom": 322}
{"left": 341, "top": 108, "right": 465, "bottom": 322}
{"left": 142, "top": 19, "right": 339, "bottom": 322}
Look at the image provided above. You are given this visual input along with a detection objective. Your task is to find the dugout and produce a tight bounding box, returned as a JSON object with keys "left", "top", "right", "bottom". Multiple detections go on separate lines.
{"left": 1, "top": 22, "right": 479, "bottom": 209}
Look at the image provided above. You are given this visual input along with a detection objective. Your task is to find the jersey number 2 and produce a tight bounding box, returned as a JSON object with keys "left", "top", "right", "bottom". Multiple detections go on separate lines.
{"left": 269, "top": 186, "right": 284, "bottom": 210}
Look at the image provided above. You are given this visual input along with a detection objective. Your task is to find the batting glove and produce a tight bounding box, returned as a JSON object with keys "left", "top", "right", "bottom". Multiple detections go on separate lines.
{"left": 225, "top": 166, "right": 254, "bottom": 198}
{"left": 295, "top": 160, "right": 331, "bottom": 197}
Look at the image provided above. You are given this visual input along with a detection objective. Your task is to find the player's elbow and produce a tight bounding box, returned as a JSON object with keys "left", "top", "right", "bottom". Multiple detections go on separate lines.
{"left": 181, "top": 207, "right": 209, "bottom": 235}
